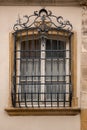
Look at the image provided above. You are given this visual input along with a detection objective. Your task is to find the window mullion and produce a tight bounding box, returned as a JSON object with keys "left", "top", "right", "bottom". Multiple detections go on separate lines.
{"left": 16, "top": 32, "right": 22, "bottom": 107}
{"left": 41, "top": 38, "right": 46, "bottom": 102}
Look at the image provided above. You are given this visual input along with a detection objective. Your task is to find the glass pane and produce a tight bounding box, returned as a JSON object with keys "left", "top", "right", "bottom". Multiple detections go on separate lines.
{"left": 58, "top": 83, "right": 66, "bottom": 100}
{"left": 46, "top": 39, "right": 57, "bottom": 58}
{"left": 46, "top": 39, "right": 65, "bottom": 58}
{"left": 20, "top": 40, "right": 40, "bottom": 77}
{"left": 34, "top": 60, "right": 40, "bottom": 80}
{"left": 52, "top": 60, "right": 58, "bottom": 81}
{"left": 59, "top": 60, "right": 65, "bottom": 81}
{"left": 21, "top": 40, "right": 40, "bottom": 58}
{"left": 46, "top": 60, "right": 51, "bottom": 81}
{"left": 19, "top": 83, "right": 40, "bottom": 101}
{"left": 45, "top": 82, "right": 66, "bottom": 101}
{"left": 45, "top": 39, "right": 66, "bottom": 101}
{"left": 45, "top": 84, "right": 57, "bottom": 101}
{"left": 19, "top": 38, "right": 67, "bottom": 104}
{"left": 19, "top": 39, "right": 41, "bottom": 101}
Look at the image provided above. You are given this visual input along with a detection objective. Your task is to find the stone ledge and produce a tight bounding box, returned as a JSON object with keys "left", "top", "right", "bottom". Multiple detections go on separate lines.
{"left": 5, "top": 107, "right": 80, "bottom": 116}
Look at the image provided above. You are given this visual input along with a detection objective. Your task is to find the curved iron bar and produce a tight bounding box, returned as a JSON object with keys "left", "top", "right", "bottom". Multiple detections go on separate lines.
{"left": 13, "top": 14, "right": 36, "bottom": 30}
{"left": 13, "top": 8, "right": 73, "bottom": 32}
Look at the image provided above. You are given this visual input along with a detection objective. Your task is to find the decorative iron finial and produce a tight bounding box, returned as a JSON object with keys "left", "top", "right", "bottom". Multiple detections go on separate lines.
{"left": 13, "top": 8, "right": 73, "bottom": 32}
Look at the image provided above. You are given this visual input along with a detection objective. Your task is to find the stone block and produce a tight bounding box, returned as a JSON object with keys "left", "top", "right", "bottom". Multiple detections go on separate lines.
{"left": 81, "top": 78, "right": 87, "bottom": 91}
{"left": 82, "top": 38, "right": 87, "bottom": 51}
{"left": 81, "top": 109, "right": 87, "bottom": 121}
{"left": 81, "top": 121, "right": 87, "bottom": 130}
{"left": 81, "top": 53, "right": 87, "bottom": 65}
{"left": 81, "top": 66, "right": 87, "bottom": 79}
{"left": 81, "top": 109, "right": 87, "bottom": 130}
{"left": 81, "top": 92, "right": 87, "bottom": 108}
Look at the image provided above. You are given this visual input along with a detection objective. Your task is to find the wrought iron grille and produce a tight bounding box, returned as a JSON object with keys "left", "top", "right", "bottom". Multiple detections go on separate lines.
{"left": 12, "top": 8, "right": 73, "bottom": 108}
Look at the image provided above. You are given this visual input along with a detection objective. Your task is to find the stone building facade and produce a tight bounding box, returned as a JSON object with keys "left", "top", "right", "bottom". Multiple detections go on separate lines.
{"left": 0, "top": 1, "right": 87, "bottom": 130}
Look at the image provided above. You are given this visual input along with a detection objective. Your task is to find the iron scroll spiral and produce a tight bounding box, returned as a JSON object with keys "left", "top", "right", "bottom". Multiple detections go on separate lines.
{"left": 13, "top": 8, "right": 73, "bottom": 32}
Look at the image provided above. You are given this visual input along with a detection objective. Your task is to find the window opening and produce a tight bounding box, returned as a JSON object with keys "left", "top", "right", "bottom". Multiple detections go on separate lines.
{"left": 12, "top": 8, "right": 73, "bottom": 108}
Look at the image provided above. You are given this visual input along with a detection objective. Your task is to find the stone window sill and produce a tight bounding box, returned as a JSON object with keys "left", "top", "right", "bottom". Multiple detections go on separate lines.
{"left": 5, "top": 107, "right": 80, "bottom": 116}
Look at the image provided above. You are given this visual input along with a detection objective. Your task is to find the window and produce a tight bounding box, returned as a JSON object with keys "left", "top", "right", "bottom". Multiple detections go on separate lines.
{"left": 12, "top": 29, "right": 72, "bottom": 108}
{"left": 5, "top": 9, "right": 80, "bottom": 116}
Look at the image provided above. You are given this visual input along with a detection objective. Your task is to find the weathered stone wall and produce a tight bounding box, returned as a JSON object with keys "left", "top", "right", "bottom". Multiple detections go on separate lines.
{"left": 81, "top": 7, "right": 87, "bottom": 108}
{"left": 81, "top": 109, "right": 87, "bottom": 130}
{"left": 81, "top": 6, "right": 87, "bottom": 130}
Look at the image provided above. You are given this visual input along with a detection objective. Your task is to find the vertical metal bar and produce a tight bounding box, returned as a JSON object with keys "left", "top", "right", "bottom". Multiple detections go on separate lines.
{"left": 63, "top": 92, "right": 65, "bottom": 107}
{"left": 51, "top": 89, "right": 52, "bottom": 107}
{"left": 69, "top": 35, "right": 72, "bottom": 106}
{"left": 19, "top": 31, "right": 22, "bottom": 75}
{"left": 25, "top": 29, "right": 29, "bottom": 76}
{"left": 18, "top": 84, "right": 21, "bottom": 108}
{"left": 57, "top": 90, "right": 59, "bottom": 107}
{"left": 31, "top": 30, "right": 35, "bottom": 107}
{"left": 38, "top": 38, "right": 41, "bottom": 107}
{"left": 31, "top": 76, "right": 33, "bottom": 107}
{"left": 24, "top": 91, "right": 27, "bottom": 107}
{"left": 19, "top": 31, "right": 22, "bottom": 107}
{"left": 64, "top": 41, "right": 66, "bottom": 106}
{"left": 25, "top": 30, "right": 29, "bottom": 107}
{"left": 57, "top": 32, "right": 59, "bottom": 106}
{"left": 13, "top": 32, "right": 17, "bottom": 107}
{"left": 50, "top": 38, "right": 53, "bottom": 107}
{"left": 38, "top": 84, "right": 40, "bottom": 108}
{"left": 24, "top": 76, "right": 27, "bottom": 107}
{"left": 45, "top": 39, "right": 48, "bottom": 104}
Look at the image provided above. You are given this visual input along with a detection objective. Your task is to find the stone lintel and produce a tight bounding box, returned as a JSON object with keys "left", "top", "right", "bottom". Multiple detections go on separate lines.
{"left": 0, "top": 0, "right": 85, "bottom": 6}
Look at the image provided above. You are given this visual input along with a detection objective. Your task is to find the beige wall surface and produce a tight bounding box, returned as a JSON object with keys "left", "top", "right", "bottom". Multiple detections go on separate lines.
{"left": 0, "top": 6, "right": 81, "bottom": 130}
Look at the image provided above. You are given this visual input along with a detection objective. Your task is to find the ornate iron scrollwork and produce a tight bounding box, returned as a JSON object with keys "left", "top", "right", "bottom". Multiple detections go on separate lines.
{"left": 13, "top": 8, "right": 73, "bottom": 32}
